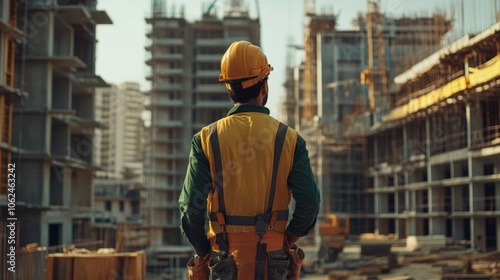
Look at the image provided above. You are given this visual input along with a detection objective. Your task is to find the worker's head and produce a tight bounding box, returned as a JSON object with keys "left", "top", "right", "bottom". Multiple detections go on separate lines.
{"left": 219, "top": 41, "right": 273, "bottom": 105}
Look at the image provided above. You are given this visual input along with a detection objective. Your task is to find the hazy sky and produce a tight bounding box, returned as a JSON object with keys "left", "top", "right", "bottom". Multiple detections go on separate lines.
{"left": 95, "top": 0, "right": 499, "bottom": 118}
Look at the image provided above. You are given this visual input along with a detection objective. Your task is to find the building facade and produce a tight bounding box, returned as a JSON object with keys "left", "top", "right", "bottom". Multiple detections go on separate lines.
{"left": 7, "top": 0, "right": 111, "bottom": 247}
{"left": 95, "top": 82, "right": 146, "bottom": 179}
{"left": 368, "top": 23, "right": 500, "bottom": 251}
{"left": 0, "top": 0, "right": 22, "bottom": 200}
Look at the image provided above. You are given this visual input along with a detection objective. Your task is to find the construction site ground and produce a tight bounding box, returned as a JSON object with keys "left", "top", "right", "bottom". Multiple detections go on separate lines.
{"left": 299, "top": 242, "right": 500, "bottom": 280}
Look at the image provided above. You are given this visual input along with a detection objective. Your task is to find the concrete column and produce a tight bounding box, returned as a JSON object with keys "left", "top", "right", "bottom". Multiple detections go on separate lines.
{"left": 471, "top": 218, "right": 485, "bottom": 251}
{"left": 453, "top": 219, "right": 464, "bottom": 240}
{"left": 497, "top": 217, "right": 500, "bottom": 251}
{"left": 63, "top": 218, "right": 72, "bottom": 245}
{"left": 407, "top": 217, "right": 417, "bottom": 236}
{"left": 473, "top": 183, "right": 485, "bottom": 212}
{"left": 495, "top": 182, "right": 500, "bottom": 211}
{"left": 63, "top": 167, "right": 71, "bottom": 206}
{"left": 40, "top": 219, "right": 48, "bottom": 247}
{"left": 42, "top": 161, "right": 50, "bottom": 206}
{"left": 402, "top": 125, "right": 408, "bottom": 160}
{"left": 395, "top": 191, "right": 400, "bottom": 215}
{"left": 466, "top": 102, "right": 471, "bottom": 148}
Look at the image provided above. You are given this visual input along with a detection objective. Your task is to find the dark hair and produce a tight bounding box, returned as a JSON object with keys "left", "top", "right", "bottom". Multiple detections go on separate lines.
{"left": 227, "top": 78, "right": 266, "bottom": 103}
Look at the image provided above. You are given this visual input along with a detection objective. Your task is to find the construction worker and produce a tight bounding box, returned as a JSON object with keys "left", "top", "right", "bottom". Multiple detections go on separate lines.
{"left": 179, "top": 41, "right": 320, "bottom": 279}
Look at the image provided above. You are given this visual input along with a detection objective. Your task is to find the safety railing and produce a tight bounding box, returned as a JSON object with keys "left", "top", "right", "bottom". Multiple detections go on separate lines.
{"left": 471, "top": 125, "right": 500, "bottom": 148}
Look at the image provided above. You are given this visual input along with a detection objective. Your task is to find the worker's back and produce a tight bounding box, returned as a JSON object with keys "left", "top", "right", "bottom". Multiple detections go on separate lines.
{"left": 200, "top": 109, "right": 298, "bottom": 238}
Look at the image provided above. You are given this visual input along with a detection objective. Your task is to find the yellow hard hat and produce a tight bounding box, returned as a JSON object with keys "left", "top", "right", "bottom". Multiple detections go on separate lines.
{"left": 219, "top": 41, "right": 273, "bottom": 91}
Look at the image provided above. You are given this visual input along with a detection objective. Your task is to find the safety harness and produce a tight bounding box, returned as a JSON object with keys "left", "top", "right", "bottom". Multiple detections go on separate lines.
{"left": 207, "top": 121, "right": 290, "bottom": 279}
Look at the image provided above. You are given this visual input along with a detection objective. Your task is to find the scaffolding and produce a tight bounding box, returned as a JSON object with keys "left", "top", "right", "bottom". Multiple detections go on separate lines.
{"left": 0, "top": 0, "right": 21, "bottom": 196}
{"left": 302, "top": 1, "right": 336, "bottom": 123}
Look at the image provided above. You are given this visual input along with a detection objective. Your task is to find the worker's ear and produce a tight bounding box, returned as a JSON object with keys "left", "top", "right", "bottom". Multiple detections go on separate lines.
{"left": 261, "top": 79, "right": 268, "bottom": 95}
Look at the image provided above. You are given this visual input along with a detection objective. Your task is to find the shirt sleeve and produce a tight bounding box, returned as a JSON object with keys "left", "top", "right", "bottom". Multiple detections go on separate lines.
{"left": 179, "top": 133, "right": 212, "bottom": 257}
{"left": 286, "top": 135, "right": 321, "bottom": 237}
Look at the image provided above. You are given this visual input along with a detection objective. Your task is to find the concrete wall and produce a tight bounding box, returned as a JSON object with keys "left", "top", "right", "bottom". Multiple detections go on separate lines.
{"left": 72, "top": 169, "right": 92, "bottom": 207}
{"left": 95, "top": 198, "right": 133, "bottom": 224}
{"left": 23, "top": 63, "right": 51, "bottom": 110}
{"left": 18, "top": 161, "right": 49, "bottom": 206}
{"left": 25, "top": 10, "right": 53, "bottom": 56}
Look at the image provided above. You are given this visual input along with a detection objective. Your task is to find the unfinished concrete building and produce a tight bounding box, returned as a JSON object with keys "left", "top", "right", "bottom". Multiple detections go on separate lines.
{"left": 292, "top": 1, "right": 453, "bottom": 235}
{"left": 145, "top": 0, "right": 260, "bottom": 276}
{"left": 0, "top": 0, "right": 22, "bottom": 198}
{"left": 367, "top": 22, "right": 500, "bottom": 251}
{"left": 302, "top": 11, "right": 336, "bottom": 123}
{"left": 0, "top": 1, "right": 23, "bottom": 278}
{"left": 8, "top": 0, "right": 111, "bottom": 247}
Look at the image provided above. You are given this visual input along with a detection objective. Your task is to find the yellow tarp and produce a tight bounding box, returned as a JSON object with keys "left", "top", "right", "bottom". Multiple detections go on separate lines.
{"left": 384, "top": 54, "right": 500, "bottom": 122}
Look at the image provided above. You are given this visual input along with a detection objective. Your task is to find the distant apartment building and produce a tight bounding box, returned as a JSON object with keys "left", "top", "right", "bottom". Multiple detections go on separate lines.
{"left": 95, "top": 82, "right": 146, "bottom": 179}
{"left": 367, "top": 23, "right": 500, "bottom": 251}
{"left": 93, "top": 178, "right": 145, "bottom": 251}
{"left": 93, "top": 82, "right": 146, "bottom": 249}
{"left": 144, "top": 0, "right": 260, "bottom": 275}
{"left": 7, "top": 0, "right": 111, "bottom": 247}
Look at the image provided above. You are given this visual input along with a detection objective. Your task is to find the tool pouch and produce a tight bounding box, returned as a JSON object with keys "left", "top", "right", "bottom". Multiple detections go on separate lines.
{"left": 285, "top": 245, "right": 305, "bottom": 280}
{"left": 209, "top": 254, "right": 237, "bottom": 280}
{"left": 187, "top": 254, "right": 210, "bottom": 280}
{"left": 267, "top": 249, "right": 290, "bottom": 280}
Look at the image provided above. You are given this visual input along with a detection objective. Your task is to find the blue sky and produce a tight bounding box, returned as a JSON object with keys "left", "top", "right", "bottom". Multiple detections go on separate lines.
{"left": 95, "top": 0, "right": 499, "bottom": 117}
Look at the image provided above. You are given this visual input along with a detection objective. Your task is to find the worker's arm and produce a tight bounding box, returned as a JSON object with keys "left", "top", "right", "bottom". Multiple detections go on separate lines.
{"left": 179, "top": 133, "right": 212, "bottom": 257}
{"left": 286, "top": 135, "right": 321, "bottom": 241}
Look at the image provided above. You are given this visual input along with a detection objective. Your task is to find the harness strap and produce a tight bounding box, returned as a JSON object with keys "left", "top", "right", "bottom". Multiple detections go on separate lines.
{"left": 208, "top": 210, "right": 289, "bottom": 226}
{"left": 207, "top": 121, "right": 290, "bottom": 275}
{"left": 209, "top": 123, "right": 225, "bottom": 213}
{"left": 266, "top": 123, "right": 288, "bottom": 213}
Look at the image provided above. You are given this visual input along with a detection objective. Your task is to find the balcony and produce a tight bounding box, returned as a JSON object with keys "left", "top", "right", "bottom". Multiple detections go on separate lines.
{"left": 144, "top": 169, "right": 185, "bottom": 175}
{"left": 154, "top": 53, "right": 184, "bottom": 61}
{"left": 73, "top": 73, "right": 109, "bottom": 92}
{"left": 149, "top": 152, "right": 186, "bottom": 159}
{"left": 152, "top": 38, "right": 184, "bottom": 45}
{"left": 195, "top": 38, "right": 231, "bottom": 46}
{"left": 151, "top": 136, "right": 182, "bottom": 144}
{"left": 24, "top": 56, "right": 86, "bottom": 70}
{"left": 152, "top": 68, "right": 184, "bottom": 76}
{"left": 150, "top": 98, "right": 183, "bottom": 107}
{"left": 95, "top": 184, "right": 139, "bottom": 199}
{"left": 28, "top": 1, "right": 112, "bottom": 25}
{"left": 194, "top": 84, "right": 225, "bottom": 93}
{"left": 195, "top": 100, "right": 232, "bottom": 108}
{"left": 195, "top": 54, "right": 222, "bottom": 62}
{"left": 152, "top": 120, "right": 183, "bottom": 128}
{"left": 147, "top": 202, "right": 179, "bottom": 209}
{"left": 471, "top": 125, "right": 500, "bottom": 148}
{"left": 430, "top": 131, "right": 467, "bottom": 156}
{"left": 195, "top": 69, "right": 220, "bottom": 78}
{"left": 153, "top": 83, "right": 184, "bottom": 92}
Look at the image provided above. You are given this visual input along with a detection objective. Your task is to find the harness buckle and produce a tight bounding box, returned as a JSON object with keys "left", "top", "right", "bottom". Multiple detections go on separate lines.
{"left": 255, "top": 214, "right": 266, "bottom": 235}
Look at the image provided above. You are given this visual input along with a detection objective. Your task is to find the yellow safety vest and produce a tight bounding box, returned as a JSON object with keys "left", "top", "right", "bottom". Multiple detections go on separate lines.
{"left": 200, "top": 111, "right": 298, "bottom": 238}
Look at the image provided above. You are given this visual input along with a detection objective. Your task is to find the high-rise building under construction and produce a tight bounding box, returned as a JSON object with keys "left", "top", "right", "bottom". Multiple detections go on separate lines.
{"left": 2, "top": 0, "right": 111, "bottom": 248}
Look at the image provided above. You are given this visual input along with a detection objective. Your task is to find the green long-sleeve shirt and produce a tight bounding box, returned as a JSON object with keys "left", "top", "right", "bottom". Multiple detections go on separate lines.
{"left": 179, "top": 104, "right": 320, "bottom": 257}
